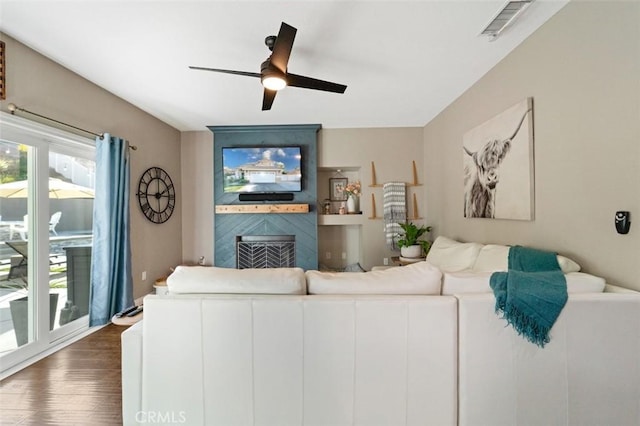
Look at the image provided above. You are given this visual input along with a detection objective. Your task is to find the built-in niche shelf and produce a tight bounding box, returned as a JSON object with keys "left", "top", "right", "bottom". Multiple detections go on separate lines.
{"left": 367, "top": 161, "right": 423, "bottom": 221}
{"left": 215, "top": 204, "right": 309, "bottom": 214}
{"left": 316, "top": 166, "right": 363, "bottom": 269}
{"left": 317, "top": 166, "right": 361, "bottom": 217}
{"left": 318, "top": 213, "right": 365, "bottom": 226}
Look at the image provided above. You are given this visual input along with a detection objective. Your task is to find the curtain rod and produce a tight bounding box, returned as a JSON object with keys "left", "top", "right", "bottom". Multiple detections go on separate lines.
{"left": 7, "top": 103, "right": 137, "bottom": 150}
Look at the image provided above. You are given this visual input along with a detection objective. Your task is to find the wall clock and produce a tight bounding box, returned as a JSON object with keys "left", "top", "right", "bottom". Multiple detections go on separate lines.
{"left": 136, "top": 166, "right": 175, "bottom": 224}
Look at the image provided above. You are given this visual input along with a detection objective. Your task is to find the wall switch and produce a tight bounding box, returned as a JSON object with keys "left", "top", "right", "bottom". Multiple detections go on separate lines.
{"left": 325, "top": 252, "right": 331, "bottom": 260}
{"left": 341, "top": 252, "right": 347, "bottom": 260}
{"left": 383, "top": 258, "right": 389, "bottom": 266}
{"left": 142, "top": 271, "right": 147, "bottom": 281}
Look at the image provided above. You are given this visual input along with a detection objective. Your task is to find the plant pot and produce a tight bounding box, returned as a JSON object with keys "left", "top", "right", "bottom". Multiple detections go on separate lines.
{"left": 9, "top": 293, "right": 59, "bottom": 347}
{"left": 400, "top": 245, "right": 422, "bottom": 259}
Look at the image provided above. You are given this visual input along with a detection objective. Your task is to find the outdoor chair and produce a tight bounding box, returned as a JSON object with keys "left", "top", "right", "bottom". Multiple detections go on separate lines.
{"left": 49, "top": 211, "right": 62, "bottom": 235}
{"left": 5, "top": 241, "right": 28, "bottom": 280}
{"left": 8, "top": 211, "right": 62, "bottom": 239}
{"left": 9, "top": 215, "right": 28, "bottom": 240}
{"left": 4, "top": 240, "right": 67, "bottom": 281}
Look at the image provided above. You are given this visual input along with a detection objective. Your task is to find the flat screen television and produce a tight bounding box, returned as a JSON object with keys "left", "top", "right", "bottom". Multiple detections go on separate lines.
{"left": 222, "top": 146, "right": 302, "bottom": 193}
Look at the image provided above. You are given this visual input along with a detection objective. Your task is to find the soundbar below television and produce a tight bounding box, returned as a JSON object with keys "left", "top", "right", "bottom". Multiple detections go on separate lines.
{"left": 222, "top": 146, "right": 302, "bottom": 193}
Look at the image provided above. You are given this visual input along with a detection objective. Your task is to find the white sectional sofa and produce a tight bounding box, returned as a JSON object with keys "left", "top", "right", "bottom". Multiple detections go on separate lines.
{"left": 121, "top": 237, "right": 640, "bottom": 426}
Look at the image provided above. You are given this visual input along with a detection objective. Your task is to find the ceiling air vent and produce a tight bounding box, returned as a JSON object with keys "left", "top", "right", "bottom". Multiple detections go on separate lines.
{"left": 481, "top": 0, "right": 534, "bottom": 40}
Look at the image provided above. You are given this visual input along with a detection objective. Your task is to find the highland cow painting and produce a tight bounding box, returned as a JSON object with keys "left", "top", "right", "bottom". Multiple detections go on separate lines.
{"left": 463, "top": 98, "right": 534, "bottom": 220}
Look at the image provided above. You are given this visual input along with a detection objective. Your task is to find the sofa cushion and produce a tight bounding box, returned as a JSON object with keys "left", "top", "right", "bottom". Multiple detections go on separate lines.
{"left": 441, "top": 271, "right": 494, "bottom": 295}
{"left": 306, "top": 261, "right": 442, "bottom": 295}
{"left": 425, "top": 236, "right": 483, "bottom": 272}
{"left": 471, "top": 244, "right": 581, "bottom": 274}
{"left": 167, "top": 265, "right": 306, "bottom": 294}
{"left": 556, "top": 255, "right": 581, "bottom": 273}
{"left": 441, "top": 271, "right": 605, "bottom": 295}
{"left": 471, "top": 245, "right": 510, "bottom": 272}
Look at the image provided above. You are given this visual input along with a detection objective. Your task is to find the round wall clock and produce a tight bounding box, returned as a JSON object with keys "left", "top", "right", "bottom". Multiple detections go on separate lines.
{"left": 136, "top": 166, "right": 175, "bottom": 224}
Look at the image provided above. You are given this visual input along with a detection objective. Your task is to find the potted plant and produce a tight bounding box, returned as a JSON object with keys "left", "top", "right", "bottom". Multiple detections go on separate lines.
{"left": 6, "top": 267, "right": 60, "bottom": 346}
{"left": 397, "top": 222, "right": 432, "bottom": 258}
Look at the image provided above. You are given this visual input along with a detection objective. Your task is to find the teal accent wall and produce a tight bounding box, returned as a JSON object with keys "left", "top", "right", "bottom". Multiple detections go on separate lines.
{"left": 209, "top": 124, "right": 320, "bottom": 270}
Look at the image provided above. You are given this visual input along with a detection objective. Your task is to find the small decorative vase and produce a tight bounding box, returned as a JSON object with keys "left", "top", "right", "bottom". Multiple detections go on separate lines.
{"left": 400, "top": 245, "right": 422, "bottom": 259}
{"left": 346, "top": 195, "right": 359, "bottom": 213}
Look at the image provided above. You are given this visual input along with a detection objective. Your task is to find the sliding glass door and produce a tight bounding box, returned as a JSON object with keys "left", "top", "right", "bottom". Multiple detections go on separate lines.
{"left": 0, "top": 113, "right": 95, "bottom": 373}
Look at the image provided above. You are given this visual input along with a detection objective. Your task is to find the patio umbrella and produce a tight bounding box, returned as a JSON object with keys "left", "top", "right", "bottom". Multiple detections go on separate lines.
{"left": 0, "top": 178, "right": 95, "bottom": 199}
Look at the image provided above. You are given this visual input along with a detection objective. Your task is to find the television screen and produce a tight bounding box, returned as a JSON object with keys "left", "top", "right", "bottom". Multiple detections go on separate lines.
{"left": 222, "top": 146, "right": 302, "bottom": 193}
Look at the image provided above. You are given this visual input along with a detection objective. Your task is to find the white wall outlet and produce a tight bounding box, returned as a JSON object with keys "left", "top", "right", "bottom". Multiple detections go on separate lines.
{"left": 325, "top": 252, "right": 331, "bottom": 260}
{"left": 142, "top": 271, "right": 147, "bottom": 281}
{"left": 341, "top": 252, "right": 347, "bottom": 260}
{"left": 383, "top": 258, "right": 389, "bottom": 266}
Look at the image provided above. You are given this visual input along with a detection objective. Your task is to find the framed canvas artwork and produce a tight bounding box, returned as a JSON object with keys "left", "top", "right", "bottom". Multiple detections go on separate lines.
{"left": 463, "top": 97, "right": 534, "bottom": 220}
{"left": 330, "top": 178, "right": 347, "bottom": 201}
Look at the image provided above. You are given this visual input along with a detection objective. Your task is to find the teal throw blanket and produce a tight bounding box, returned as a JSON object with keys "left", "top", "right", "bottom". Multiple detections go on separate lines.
{"left": 490, "top": 246, "right": 567, "bottom": 347}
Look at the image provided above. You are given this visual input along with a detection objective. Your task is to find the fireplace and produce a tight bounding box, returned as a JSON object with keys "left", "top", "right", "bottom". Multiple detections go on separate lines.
{"left": 211, "top": 124, "right": 319, "bottom": 270}
{"left": 236, "top": 235, "right": 295, "bottom": 269}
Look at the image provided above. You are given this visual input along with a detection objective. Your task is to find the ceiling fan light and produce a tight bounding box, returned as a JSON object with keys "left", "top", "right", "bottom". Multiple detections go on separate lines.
{"left": 262, "top": 75, "right": 287, "bottom": 91}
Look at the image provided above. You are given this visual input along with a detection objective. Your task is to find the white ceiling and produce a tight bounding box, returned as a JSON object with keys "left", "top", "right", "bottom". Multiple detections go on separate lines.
{"left": 0, "top": 1, "right": 568, "bottom": 131}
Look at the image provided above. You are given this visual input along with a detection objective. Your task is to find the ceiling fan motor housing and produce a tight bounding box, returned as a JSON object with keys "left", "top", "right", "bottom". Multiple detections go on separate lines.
{"left": 265, "top": 35, "right": 277, "bottom": 51}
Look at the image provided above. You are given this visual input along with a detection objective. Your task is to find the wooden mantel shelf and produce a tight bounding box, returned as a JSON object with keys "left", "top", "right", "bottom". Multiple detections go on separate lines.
{"left": 215, "top": 204, "right": 309, "bottom": 214}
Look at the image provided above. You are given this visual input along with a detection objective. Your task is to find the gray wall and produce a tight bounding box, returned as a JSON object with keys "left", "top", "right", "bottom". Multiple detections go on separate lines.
{"left": 0, "top": 33, "right": 183, "bottom": 299}
{"left": 181, "top": 127, "right": 425, "bottom": 271}
{"left": 423, "top": 1, "right": 640, "bottom": 290}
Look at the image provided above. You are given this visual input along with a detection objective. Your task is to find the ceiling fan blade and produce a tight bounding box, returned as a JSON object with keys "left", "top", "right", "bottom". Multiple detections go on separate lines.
{"left": 262, "top": 89, "right": 277, "bottom": 111}
{"left": 189, "top": 66, "right": 261, "bottom": 78}
{"left": 270, "top": 22, "right": 297, "bottom": 73}
{"left": 286, "top": 73, "right": 347, "bottom": 93}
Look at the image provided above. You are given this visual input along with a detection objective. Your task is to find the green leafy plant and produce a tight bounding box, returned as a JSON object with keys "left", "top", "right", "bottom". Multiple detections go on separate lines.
{"left": 397, "top": 222, "right": 433, "bottom": 255}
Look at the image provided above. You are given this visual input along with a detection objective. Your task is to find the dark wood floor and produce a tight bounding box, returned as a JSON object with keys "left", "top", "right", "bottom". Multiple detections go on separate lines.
{"left": 0, "top": 324, "right": 127, "bottom": 425}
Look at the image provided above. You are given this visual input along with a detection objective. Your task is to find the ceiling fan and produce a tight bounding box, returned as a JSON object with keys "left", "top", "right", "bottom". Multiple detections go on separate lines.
{"left": 189, "top": 22, "right": 347, "bottom": 111}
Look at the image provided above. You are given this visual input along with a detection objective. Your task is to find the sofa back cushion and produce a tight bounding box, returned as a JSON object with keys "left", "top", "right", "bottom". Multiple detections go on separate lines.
{"left": 470, "top": 244, "right": 510, "bottom": 272}
{"left": 441, "top": 271, "right": 605, "bottom": 295}
{"left": 425, "top": 236, "right": 483, "bottom": 272}
{"left": 439, "top": 241, "right": 582, "bottom": 274}
{"left": 306, "top": 261, "right": 442, "bottom": 295}
{"left": 167, "top": 265, "right": 306, "bottom": 294}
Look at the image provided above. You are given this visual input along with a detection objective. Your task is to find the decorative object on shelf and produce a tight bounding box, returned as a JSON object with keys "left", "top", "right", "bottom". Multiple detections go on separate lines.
{"left": 343, "top": 180, "right": 361, "bottom": 197}
{"left": 463, "top": 97, "right": 533, "bottom": 220}
{"left": 323, "top": 198, "right": 331, "bottom": 214}
{"left": 397, "top": 222, "right": 432, "bottom": 258}
{"left": 339, "top": 203, "right": 346, "bottom": 215}
{"left": 330, "top": 177, "right": 348, "bottom": 201}
{"left": 346, "top": 195, "right": 359, "bottom": 214}
{"left": 137, "top": 166, "right": 176, "bottom": 223}
{"left": 343, "top": 180, "right": 361, "bottom": 213}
